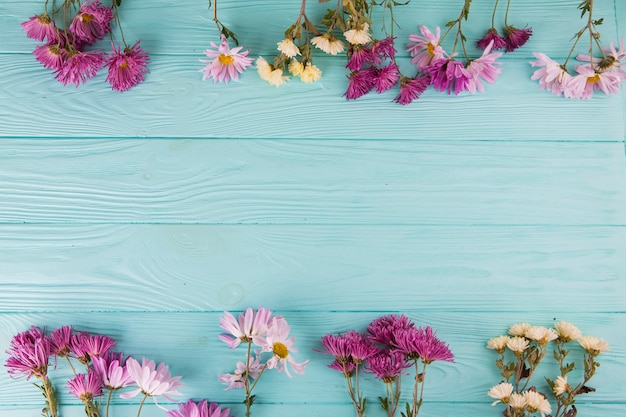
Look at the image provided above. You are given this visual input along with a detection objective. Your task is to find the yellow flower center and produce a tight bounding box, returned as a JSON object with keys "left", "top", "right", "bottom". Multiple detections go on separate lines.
{"left": 119, "top": 60, "right": 129, "bottom": 69}
{"left": 427, "top": 43, "right": 436, "bottom": 56}
{"left": 273, "top": 342, "right": 289, "bottom": 359}
{"left": 218, "top": 54, "right": 235, "bottom": 65}
{"left": 587, "top": 74, "right": 601, "bottom": 84}
{"left": 81, "top": 13, "right": 94, "bottom": 23}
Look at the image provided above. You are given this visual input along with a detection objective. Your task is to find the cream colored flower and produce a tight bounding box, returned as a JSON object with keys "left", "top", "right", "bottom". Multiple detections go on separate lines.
{"left": 523, "top": 391, "right": 551, "bottom": 417}
{"left": 487, "top": 335, "right": 511, "bottom": 353}
{"left": 525, "top": 326, "right": 558, "bottom": 346}
{"left": 256, "top": 57, "right": 272, "bottom": 80}
{"left": 554, "top": 321, "right": 582, "bottom": 342}
{"left": 553, "top": 375, "right": 570, "bottom": 396}
{"left": 508, "top": 393, "right": 526, "bottom": 410}
{"left": 277, "top": 38, "right": 300, "bottom": 58}
{"left": 288, "top": 59, "right": 304, "bottom": 76}
{"left": 343, "top": 22, "right": 371, "bottom": 45}
{"left": 300, "top": 63, "right": 322, "bottom": 83}
{"left": 311, "top": 34, "right": 345, "bottom": 55}
{"left": 578, "top": 336, "right": 610, "bottom": 355}
{"left": 507, "top": 336, "right": 529, "bottom": 354}
{"left": 509, "top": 322, "right": 531, "bottom": 337}
{"left": 488, "top": 382, "right": 514, "bottom": 406}
{"left": 267, "top": 68, "right": 290, "bottom": 87}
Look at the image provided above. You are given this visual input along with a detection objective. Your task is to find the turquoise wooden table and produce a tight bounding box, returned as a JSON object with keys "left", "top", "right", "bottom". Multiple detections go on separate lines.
{"left": 0, "top": 1, "right": 625, "bottom": 416}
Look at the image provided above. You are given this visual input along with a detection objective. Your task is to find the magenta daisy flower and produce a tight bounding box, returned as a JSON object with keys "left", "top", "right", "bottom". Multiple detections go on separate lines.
{"left": 55, "top": 49, "right": 105, "bottom": 87}
{"left": 407, "top": 25, "right": 447, "bottom": 71}
{"left": 365, "top": 350, "right": 410, "bottom": 382}
{"left": 345, "top": 67, "right": 377, "bottom": 100}
{"left": 395, "top": 326, "right": 454, "bottom": 364}
{"left": 21, "top": 14, "right": 58, "bottom": 43}
{"left": 394, "top": 75, "right": 431, "bottom": 105}
{"left": 69, "top": 0, "right": 113, "bottom": 45}
{"left": 106, "top": 41, "right": 150, "bottom": 92}
{"left": 504, "top": 25, "right": 532, "bottom": 52}
{"left": 50, "top": 325, "right": 74, "bottom": 357}
{"left": 374, "top": 63, "right": 400, "bottom": 93}
{"left": 167, "top": 399, "right": 235, "bottom": 417}
{"left": 121, "top": 357, "right": 184, "bottom": 410}
{"left": 33, "top": 44, "right": 67, "bottom": 70}
{"left": 372, "top": 37, "right": 397, "bottom": 64}
{"left": 476, "top": 28, "right": 507, "bottom": 51}
{"left": 199, "top": 36, "right": 253, "bottom": 84}
{"left": 367, "top": 314, "right": 415, "bottom": 347}
{"left": 4, "top": 326, "right": 52, "bottom": 380}
{"left": 346, "top": 45, "right": 374, "bottom": 71}
{"left": 67, "top": 372, "right": 104, "bottom": 401}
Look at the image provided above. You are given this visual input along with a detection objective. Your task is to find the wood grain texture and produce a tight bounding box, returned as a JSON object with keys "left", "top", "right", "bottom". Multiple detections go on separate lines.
{"left": 0, "top": 312, "right": 624, "bottom": 406}
{"left": 1, "top": 140, "right": 625, "bottom": 224}
{"left": 0, "top": 56, "right": 624, "bottom": 140}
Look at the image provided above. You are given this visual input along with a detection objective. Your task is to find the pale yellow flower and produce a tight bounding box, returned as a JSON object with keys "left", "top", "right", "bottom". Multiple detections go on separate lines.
{"left": 288, "top": 59, "right": 304, "bottom": 76}
{"left": 553, "top": 375, "right": 570, "bottom": 396}
{"left": 311, "top": 34, "right": 345, "bottom": 55}
{"left": 506, "top": 336, "right": 529, "bottom": 354}
{"left": 523, "top": 391, "right": 551, "bottom": 417}
{"left": 300, "top": 63, "right": 322, "bottom": 83}
{"left": 267, "top": 68, "right": 289, "bottom": 87}
{"left": 277, "top": 38, "right": 300, "bottom": 58}
{"left": 554, "top": 321, "right": 582, "bottom": 342}
{"left": 508, "top": 322, "right": 531, "bottom": 337}
{"left": 578, "top": 336, "right": 610, "bottom": 355}
{"left": 487, "top": 382, "right": 513, "bottom": 406}
{"left": 256, "top": 57, "right": 272, "bottom": 80}
{"left": 487, "top": 335, "right": 510, "bottom": 353}
{"left": 344, "top": 22, "right": 371, "bottom": 45}
{"left": 525, "top": 326, "right": 558, "bottom": 346}
{"left": 508, "top": 393, "right": 526, "bottom": 410}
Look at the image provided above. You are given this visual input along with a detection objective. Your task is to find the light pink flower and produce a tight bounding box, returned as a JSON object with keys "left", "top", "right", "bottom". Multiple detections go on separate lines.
{"left": 120, "top": 357, "right": 184, "bottom": 410}
{"left": 67, "top": 372, "right": 103, "bottom": 401}
{"left": 21, "top": 14, "right": 58, "bottom": 43}
{"left": 530, "top": 52, "right": 578, "bottom": 98}
{"left": 570, "top": 63, "right": 623, "bottom": 99}
{"left": 92, "top": 352, "right": 133, "bottom": 390}
{"left": 218, "top": 355, "right": 263, "bottom": 390}
{"left": 106, "top": 41, "right": 150, "bottom": 92}
{"left": 407, "top": 25, "right": 447, "bottom": 71}
{"left": 258, "top": 317, "right": 309, "bottom": 378}
{"left": 466, "top": 40, "right": 503, "bottom": 93}
{"left": 219, "top": 307, "right": 273, "bottom": 348}
{"left": 199, "top": 36, "right": 253, "bottom": 84}
{"left": 166, "top": 399, "right": 235, "bottom": 417}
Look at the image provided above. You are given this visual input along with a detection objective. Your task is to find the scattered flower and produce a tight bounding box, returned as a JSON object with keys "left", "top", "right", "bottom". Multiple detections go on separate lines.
{"left": 300, "top": 62, "right": 322, "bottom": 83}
{"left": 488, "top": 382, "right": 514, "bottom": 406}
{"left": 553, "top": 375, "right": 570, "bottom": 396}
{"left": 277, "top": 38, "right": 301, "bottom": 58}
{"left": 121, "top": 357, "right": 184, "bottom": 411}
{"left": 523, "top": 390, "right": 551, "bottom": 417}
{"left": 199, "top": 36, "right": 252, "bottom": 84}
{"left": 554, "top": 321, "right": 582, "bottom": 342}
{"left": 311, "top": 34, "right": 345, "bottom": 55}
{"left": 578, "top": 336, "right": 610, "bottom": 355}
{"left": 504, "top": 25, "right": 532, "bottom": 52}
{"left": 344, "top": 22, "right": 372, "bottom": 46}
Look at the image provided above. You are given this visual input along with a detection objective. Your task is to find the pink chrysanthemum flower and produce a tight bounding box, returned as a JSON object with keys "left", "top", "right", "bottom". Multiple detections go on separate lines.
{"left": 219, "top": 307, "right": 273, "bottom": 349}
{"left": 318, "top": 333, "right": 353, "bottom": 362}
{"left": 530, "top": 52, "right": 578, "bottom": 98}
{"left": 21, "top": 14, "right": 58, "bottom": 43}
{"left": 367, "top": 314, "right": 415, "bottom": 347}
{"left": 394, "top": 75, "right": 431, "bottom": 105}
{"left": 395, "top": 326, "right": 454, "bottom": 364}
{"left": 69, "top": 0, "right": 113, "bottom": 45}
{"left": 258, "top": 317, "right": 309, "bottom": 378}
{"left": 346, "top": 45, "right": 373, "bottom": 71}
{"left": 199, "top": 36, "right": 253, "bottom": 84}
{"left": 329, "top": 359, "right": 355, "bottom": 375}
{"left": 167, "top": 399, "right": 235, "bottom": 417}
{"left": 476, "top": 28, "right": 507, "bottom": 51}
{"left": 67, "top": 372, "right": 104, "bottom": 401}
{"left": 345, "top": 67, "right": 377, "bottom": 100}
{"left": 427, "top": 57, "right": 473, "bottom": 95}
{"left": 407, "top": 25, "right": 447, "bottom": 71}
{"left": 372, "top": 37, "right": 397, "bottom": 64}
{"left": 92, "top": 352, "right": 133, "bottom": 390}
{"left": 365, "top": 350, "right": 410, "bottom": 382}
{"left": 106, "top": 41, "right": 150, "bottom": 92}
{"left": 218, "top": 355, "right": 263, "bottom": 390}
{"left": 346, "top": 331, "right": 378, "bottom": 363}
{"left": 570, "top": 63, "right": 623, "bottom": 99}
{"left": 4, "top": 326, "right": 52, "bottom": 380}
{"left": 504, "top": 25, "right": 532, "bottom": 52}
{"left": 55, "top": 49, "right": 105, "bottom": 87}
{"left": 374, "top": 63, "right": 400, "bottom": 93}
{"left": 34, "top": 44, "right": 67, "bottom": 70}
{"left": 466, "top": 40, "right": 503, "bottom": 93}
{"left": 50, "top": 325, "right": 74, "bottom": 357}
{"left": 71, "top": 332, "right": 116, "bottom": 364}
{"left": 121, "top": 357, "right": 184, "bottom": 410}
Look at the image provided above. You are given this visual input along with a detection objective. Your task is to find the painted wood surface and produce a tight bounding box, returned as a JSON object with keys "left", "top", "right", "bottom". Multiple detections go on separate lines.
{"left": 0, "top": 0, "right": 625, "bottom": 417}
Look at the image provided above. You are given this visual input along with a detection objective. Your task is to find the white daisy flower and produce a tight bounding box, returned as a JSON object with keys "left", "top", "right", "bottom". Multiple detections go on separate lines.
{"left": 578, "top": 336, "right": 610, "bottom": 355}
{"left": 277, "top": 38, "right": 301, "bottom": 58}
{"left": 554, "top": 321, "right": 582, "bottom": 342}
{"left": 488, "top": 382, "right": 514, "bottom": 406}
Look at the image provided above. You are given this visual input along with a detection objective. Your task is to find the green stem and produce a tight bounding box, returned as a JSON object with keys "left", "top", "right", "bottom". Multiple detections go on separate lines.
{"left": 41, "top": 377, "right": 59, "bottom": 417}
{"left": 105, "top": 390, "right": 113, "bottom": 417}
{"left": 135, "top": 394, "right": 148, "bottom": 417}
{"left": 491, "top": 0, "right": 500, "bottom": 29}
{"left": 504, "top": 0, "right": 511, "bottom": 26}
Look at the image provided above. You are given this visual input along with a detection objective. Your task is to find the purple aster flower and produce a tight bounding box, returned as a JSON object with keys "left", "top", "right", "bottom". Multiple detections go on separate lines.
{"left": 504, "top": 25, "right": 532, "bottom": 52}
{"left": 396, "top": 326, "right": 454, "bottom": 364}
{"left": 476, "top": 28, "right": 507, "bottom": 51}
{"left": 346, "top": 45, "right": 374, "bottom": 71}
{"left": 69, "top": 0, "right": 113, "bottom": 45}
{"left": 374, "top": 63, "right": 400, "bottom": 93}
{"left": 365, "top": 350, "right": 410, "bottom": 382}
{"left": 71, "top": 332, "right": 116, "bottom": 364}
{"left": 34, "top": 44, "right": 67, "bottom": 70}
{"left": 318, "top": 333, "right": 353, "bottom": 362}
{"left": 328, "top": 359, "right": 356, "bottom": 376}
{"left": 67, "top": 372, "right": 103, "bottom": 401}
{"left": 426, "top": 58, "right": 473, "bottom": 95}
{"left": 92, "top": 351, "right": 133, "bottom": 390}
{"left": 394, "top": 75, "right": 431, "bottom": 105}
{"left": 372, "top": 37, "right": 397, "bottom": 64}
{"left": 346, "top": 331, "right": 378, "bottom": 363}
{"left": 199, "top": 35, "right": 253, "bottom": 84}
{"left": 106, "top": 41, "right": 150, "bottom": 92}
{"left": 344, "top": 67, "right": 377, "bottom": 100}
{"left": 21, "top": 14, "right": 58, "bottom": 43}
{"left": 55, "top": 49, "right": 105, "bottom": 87}
{"left": 367, "top": 314, "right": 415, "bottom": 347}
{"left": 50, "top": 325, "right": 74, "bottom": 357}
{"left": 5, "top": 326, "right": 52, "bottom": 380}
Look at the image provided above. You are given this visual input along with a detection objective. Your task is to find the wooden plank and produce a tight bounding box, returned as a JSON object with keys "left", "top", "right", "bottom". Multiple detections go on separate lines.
{"left": 1, "top": 312, "right": 624, "bottom": 406}
{"left": 0, "top": 224, "right": 624, "bottom": 312}
{"left": 0, "top": 56, "right": 624, "bottom": 140}
{"left": 1, "top": 0, "right": 619, "bottom": 57}
{"left": 1, "top": 140, "right": 625, "bottom": 224}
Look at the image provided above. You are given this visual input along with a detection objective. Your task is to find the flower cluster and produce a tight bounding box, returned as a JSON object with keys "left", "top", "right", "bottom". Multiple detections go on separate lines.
{"left": 317, "top": 314, "right": 453, "bottom": 417}
{"left": 476, "top": 0, "right": 532, "bottom": 52}
{"left": 21, "top": 0, "right": 149, "bottom": 91}
{"left": 487, "top": 321, "right": 609, "bottom": 417}
{"left": 5, "top": 325, "right": 183, "bottom": 417}
{"left": 218, "top": 307, "right": 309, "bottom": 417}
{"left": 530, "top": 0, "right": 625, "bottom": 99}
